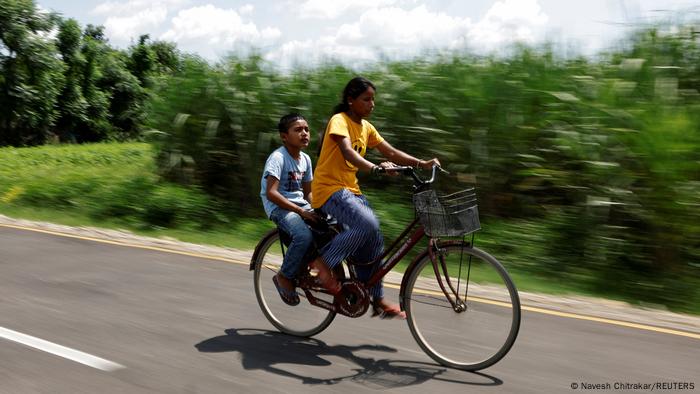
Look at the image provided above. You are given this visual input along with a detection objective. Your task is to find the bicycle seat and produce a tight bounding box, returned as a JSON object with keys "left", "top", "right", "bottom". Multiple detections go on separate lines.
{"left": 277, "top": 211, "right": 340, "bottom": 250}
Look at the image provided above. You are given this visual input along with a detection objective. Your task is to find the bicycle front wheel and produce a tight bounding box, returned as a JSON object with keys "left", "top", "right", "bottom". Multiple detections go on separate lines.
{"left": 253, "top": 230, "right": 336, "bottom": 337}
{"left": 403, "top": 242, "right": 521, "bottom": 371}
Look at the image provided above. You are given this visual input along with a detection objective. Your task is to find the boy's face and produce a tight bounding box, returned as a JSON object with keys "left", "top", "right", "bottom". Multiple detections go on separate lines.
{"left": 281, "top": 119, "right": 310, "bottom": 149}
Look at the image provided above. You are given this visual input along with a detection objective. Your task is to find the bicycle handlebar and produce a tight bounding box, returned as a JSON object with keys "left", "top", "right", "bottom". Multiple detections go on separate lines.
{"left": 374, "top": 164, "right": 447, "bottom": 188}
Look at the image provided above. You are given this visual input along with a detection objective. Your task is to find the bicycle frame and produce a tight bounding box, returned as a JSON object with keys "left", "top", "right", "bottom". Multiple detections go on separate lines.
{"left": 363, "top": 214, "right": 469, "bottom": 313}
{"left": 362, "top": 166, "right": 469, "bottom": 311}
{"left": 365, "top": 217, "right": 425, "bottom": 288}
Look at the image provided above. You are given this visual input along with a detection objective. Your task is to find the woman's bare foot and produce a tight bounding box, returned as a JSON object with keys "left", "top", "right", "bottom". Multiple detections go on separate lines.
{"left": 372, "top": 298, "right": 406, "bottom": 319}
{"left": 308, "top": 258, "right": 341, "bottom": 295}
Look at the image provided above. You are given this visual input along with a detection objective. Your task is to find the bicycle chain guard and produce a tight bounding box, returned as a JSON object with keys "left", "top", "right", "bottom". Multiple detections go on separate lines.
{"left": 335, "top": 280, "right": 370, "bottom": 318}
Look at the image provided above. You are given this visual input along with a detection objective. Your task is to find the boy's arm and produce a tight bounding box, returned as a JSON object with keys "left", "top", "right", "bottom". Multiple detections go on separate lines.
{"left": 266, "top": 176, "right": 318, "bottom": 221}
{"left": 302, "top": 182, "right": 312, "bottom": 206}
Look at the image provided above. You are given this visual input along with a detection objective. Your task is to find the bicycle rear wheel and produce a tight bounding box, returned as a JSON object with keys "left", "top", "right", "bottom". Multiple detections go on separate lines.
{"left": 403, "top": 241, "right": 520, "bottom": 371}
{"left": 253, "top": 230, "right": 337, "bottom": 337}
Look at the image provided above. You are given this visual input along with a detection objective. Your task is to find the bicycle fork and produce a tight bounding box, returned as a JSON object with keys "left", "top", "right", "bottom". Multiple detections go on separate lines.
{"left": 427, "top": 239, "right": 468, "bottom": 313}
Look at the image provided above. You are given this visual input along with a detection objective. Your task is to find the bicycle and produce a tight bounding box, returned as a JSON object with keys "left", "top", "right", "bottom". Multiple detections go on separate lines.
{"left": 250, "top": 166, "right": 521, "bottom": 371}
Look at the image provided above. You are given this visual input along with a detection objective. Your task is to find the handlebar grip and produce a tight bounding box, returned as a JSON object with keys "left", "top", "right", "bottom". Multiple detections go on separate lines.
{"left": 373, "top": 164, "right": 444, "bottom": 186}
{"left": 373, "top": 166, "right": 413, "bottom": 174}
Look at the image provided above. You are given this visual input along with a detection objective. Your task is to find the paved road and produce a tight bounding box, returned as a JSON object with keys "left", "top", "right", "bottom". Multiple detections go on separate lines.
{"left": 1, "top": 226, "right": 698, "bottom": 394}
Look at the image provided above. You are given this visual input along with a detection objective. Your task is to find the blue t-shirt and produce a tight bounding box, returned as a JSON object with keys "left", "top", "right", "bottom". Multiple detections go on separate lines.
{"left": 260, "top": 146, "right": 313, "bottom": 218}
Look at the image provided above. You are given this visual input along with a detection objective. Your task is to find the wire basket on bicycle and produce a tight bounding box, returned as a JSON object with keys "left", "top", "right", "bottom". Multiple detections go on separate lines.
{"left": 413, "top": 188, "right": 481, "bottom": 237}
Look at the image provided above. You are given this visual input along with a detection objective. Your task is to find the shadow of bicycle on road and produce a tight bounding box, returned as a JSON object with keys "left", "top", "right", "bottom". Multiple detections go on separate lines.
{"left": 196, "top": 328, "right": 502, "bottom": 389}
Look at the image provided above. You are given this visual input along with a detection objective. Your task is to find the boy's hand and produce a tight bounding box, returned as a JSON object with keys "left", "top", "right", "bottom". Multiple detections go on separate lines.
{"left": 299, "top": 209, "right": 321, "bottom": 223}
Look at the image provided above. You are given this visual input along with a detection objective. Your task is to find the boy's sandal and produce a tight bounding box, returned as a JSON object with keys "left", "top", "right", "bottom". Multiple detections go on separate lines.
{"left": 371, "top": 301, "right": 407, "bottom": 320}
{"left": 272, "top": 275, "right": 300, "bottom": 306}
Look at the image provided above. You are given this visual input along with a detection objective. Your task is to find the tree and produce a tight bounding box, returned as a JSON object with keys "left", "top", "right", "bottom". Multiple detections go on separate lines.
{"left": 0, "top": 0, "right": 64, "bottom": 146}
{"left": 99, "top": 50, "right": 146, "bottom": 139}
{"left": 150, "top": 40, "right": 180, "bottom": 75}
{"left": 128, "top": 34, "right": 156, "bottom": 88}
{"left": 80, "top": 24, "right": 112, "bottom": 140}
{"left": 55, "top": 18, "right": 89, "bottom": 142}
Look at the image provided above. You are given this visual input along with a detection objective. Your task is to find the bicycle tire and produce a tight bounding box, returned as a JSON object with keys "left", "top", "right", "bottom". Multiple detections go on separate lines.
{"left": 403, "top": 241, "right": 521, "bottom": 371}
{"left": 253, "top": 229, "right": 337, "bottom": 337}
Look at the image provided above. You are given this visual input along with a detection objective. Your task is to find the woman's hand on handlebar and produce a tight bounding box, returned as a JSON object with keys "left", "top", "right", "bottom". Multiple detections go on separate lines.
{"left": 417, "top": 158, "right": 441, "bottom": 170}
{"left": 378, "top": 161, "right": 401, "bottom": 176}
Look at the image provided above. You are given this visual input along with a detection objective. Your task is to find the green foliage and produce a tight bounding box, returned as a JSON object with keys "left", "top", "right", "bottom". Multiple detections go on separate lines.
{"left": 149, "top": 55, "right": 276, "bottom": 214}
{"left": 128, "top": 34, "right": 156, "bottom": 88}
{"left": 0, "top": 0, "right": 65, "bottom": 145}
{"left": 99, "top": 50, "right": 146, "bottom": 138}
{"left": 55, "top": 18, "right": 89, "bottom": 142}
{"left": 0, "top": 143, "right": 220, "bottom": 229}
{"left": 146, "top": 24, "right": 700, "bottom": 312}
{"left": 0, "top": 1, "right": 181, "bottom": 145}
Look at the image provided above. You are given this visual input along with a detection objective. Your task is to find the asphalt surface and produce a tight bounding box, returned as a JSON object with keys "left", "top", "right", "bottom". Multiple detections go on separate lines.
{"left": 1, "top": 226, "right": 698, "bottom": 394}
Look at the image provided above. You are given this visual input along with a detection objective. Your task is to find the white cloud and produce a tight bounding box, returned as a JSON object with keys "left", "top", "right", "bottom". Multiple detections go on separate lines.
{"left": 337, "top": 5, "right": 472, "bottom": 48}
{"left": 297, "top": 0, "right": 398, "bottom": 19}
{"left": 468, "top": 0, "right": 549, "bottom": 49}
{"left": 104, "top": 6, "right": 168, "bottom": 41}
{"left": 88, "top": 0, "right": 550, "bottom": 66}
{"left": 265, "top": 37, "right": 377, "bottom": 70}
{"left": 238, "top": 4, "right": 254, "bottom": 15}
{"left": 90, "top": 1, "right": 277, "bottom": 56}
{"left": 160, "top": 5, "right": 280, "bottom": 53}
{"left": 93, "top": 0, "right": 189, "bottom": 43}
{"left": 267, "top": 0, "right": 550, "bottom": 69}
{"left": 92, "top": 0, "right": 188, "bottom": 16}
{"left": 268, "top": 4, "right": 472, "bottom": 67}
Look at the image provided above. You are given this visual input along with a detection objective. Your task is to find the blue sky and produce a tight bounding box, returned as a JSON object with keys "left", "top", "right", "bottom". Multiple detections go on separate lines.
{"left": 37, "top": 0, "right": 700, "bottom": 68}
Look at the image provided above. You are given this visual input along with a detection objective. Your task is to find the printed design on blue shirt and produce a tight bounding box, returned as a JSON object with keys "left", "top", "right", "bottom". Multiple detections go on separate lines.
{"left": 286, "top": 170, "right": 306, "bottom": 192}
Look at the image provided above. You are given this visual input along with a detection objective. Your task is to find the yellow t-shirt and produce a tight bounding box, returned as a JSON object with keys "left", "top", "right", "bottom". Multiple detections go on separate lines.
{"left": 311, "top": 112, "right": 384, "bottom": 208}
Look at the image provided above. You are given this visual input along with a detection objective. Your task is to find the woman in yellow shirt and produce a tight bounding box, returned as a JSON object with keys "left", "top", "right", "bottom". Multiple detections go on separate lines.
{"left": 309, "top": 77, "right": 440, "bottom": 319}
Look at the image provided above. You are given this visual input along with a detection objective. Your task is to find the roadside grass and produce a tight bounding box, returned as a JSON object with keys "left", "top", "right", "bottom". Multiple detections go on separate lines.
{"left": 0, "top": 142, "right": 273, "bottom": 250}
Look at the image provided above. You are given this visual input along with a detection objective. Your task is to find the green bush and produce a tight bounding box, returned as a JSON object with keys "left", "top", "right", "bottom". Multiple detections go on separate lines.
{"left": 0, "top": 143, "right": 220, "bottom": 229}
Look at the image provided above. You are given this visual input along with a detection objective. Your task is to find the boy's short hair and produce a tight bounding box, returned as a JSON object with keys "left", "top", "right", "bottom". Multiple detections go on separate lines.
{"left": 278, "top": 113, "right": 306, "bottom": 133}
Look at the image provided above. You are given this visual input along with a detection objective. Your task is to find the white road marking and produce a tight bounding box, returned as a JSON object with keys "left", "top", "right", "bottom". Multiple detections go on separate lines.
{"left": 0, "top": 326, "right": 125, "bottom": 371}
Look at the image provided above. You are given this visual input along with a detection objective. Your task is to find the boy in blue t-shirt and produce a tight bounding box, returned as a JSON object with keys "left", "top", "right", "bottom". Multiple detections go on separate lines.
{"left": 260, "top": 113, "right": 318, "bottom": 306}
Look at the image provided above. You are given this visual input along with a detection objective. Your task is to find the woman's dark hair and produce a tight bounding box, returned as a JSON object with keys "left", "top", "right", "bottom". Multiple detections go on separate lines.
{"left": 332, "top": 76, "right": 376, "bottom": 114}
{"left": 278, "top": 113, "right": 306, "bottom": 133}
{"left": 317, "top": 77, "right": 375, "bottom": 155}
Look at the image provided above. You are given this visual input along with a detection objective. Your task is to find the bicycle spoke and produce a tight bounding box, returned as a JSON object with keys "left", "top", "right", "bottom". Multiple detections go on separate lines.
{"left": 404, "top": 295, "right": 454, "bottom": 309}
{"left": 253, "top": 230, "right": 337, "bottom": 337}
{"left": 404, "top": 242, "right": 520, "bottom": 371}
